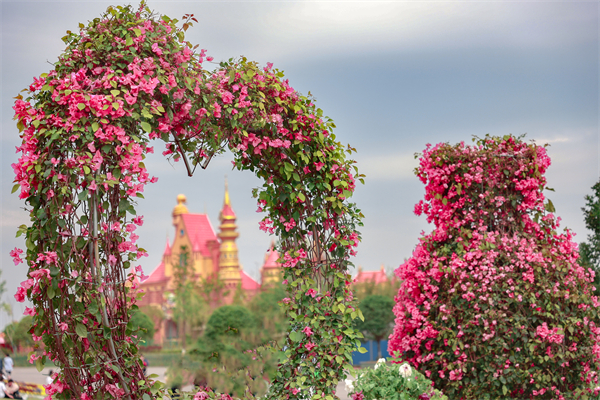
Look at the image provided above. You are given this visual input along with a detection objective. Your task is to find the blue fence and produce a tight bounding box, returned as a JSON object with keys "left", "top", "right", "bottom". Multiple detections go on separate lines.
{"left": 352, "top": 340, "right": 391, "bottom": 365}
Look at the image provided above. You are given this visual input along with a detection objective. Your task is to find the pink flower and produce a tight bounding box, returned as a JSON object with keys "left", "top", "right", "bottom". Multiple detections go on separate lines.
{"left": 302, "top": 326, "right": 313, "bottom": 337}
{"left": 352, "top": 391, "right": 364, "bottom": 400}
{"left": 10, "top": 248, "right": 23, "bottom": 265}
{"left": 221, "top": 91, "right": 234, "bottom": 104}
{"left": 24, "top": 307, "right": 36, "bottom": 316}
{"left": 105, "top": 384, "right": 125, "bottom": 398}
{"left": 88, "top": 180, "right": 97, "bottom": 192}
{"left": 30, "top": 269, "right": 50, "bottom": 279}
{"left": 21, "top": 279, "right": 34, "bottom": 289}
{"left": 58, "top": 322, "right": 68, "bottom": 331}
{"left": 306, "top": 288, "right": 317, "bottom": 297}
{"left": 151, "top": 42, "right": 163, "bottom": 56}
{"left": 194, "top": 391, "right": 209, "bottom": 400}
{"left": 14, "top": 287, "right": 26, "bottom": 302}
{"left": 304, "top": 342, "right": 317, "bottom": 351}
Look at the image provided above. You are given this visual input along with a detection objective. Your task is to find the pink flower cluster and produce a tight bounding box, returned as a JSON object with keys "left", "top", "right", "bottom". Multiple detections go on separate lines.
{"left": 388, "top": 136, "right": 600, "bottom": 397}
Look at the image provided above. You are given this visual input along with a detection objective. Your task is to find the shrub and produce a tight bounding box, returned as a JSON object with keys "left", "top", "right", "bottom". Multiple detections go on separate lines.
{"left": 389, "top": 135, "right": 600, "bottom": 399}
{"left": 347, "top": 357, "right": 447, "bottom": 400}
{"left": 129, "top": 309, "right": 155, "bottom": 345}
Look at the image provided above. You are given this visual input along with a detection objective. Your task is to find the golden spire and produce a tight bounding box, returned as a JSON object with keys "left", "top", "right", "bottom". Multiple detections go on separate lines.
{"left": 218, "top": 178, "right": 240, "bottom": 285}
{"left": 173, "top": 194, "right": 189, "bottom": 216}
{"left": 224, "top": 175, "right": 230, "bottom": 206}
{"left": 219, "top": 176, "right": 236, "bottom": 222}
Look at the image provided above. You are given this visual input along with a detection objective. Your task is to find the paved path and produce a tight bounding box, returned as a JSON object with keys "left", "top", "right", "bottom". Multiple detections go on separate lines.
{"left": 11, "top": 367, "right": 352, "bottom": 399}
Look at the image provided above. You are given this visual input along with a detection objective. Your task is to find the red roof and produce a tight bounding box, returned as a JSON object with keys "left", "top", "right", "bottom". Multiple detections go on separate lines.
{"left": 181, "top": 214, "right": 218, "bottom": 256}
{"left": 142, "top": 261, "right": 167, "bottom": 284}
{"left": 262, "top": 248, "right": 280, "bottom": 269}
{"left": 353, "top": 269, "right": 388, "bottom": 285}
{"left": 221, "top": 203, "right": 236, "bottom": 219}
{"left": 241, "top": 270, "right": 260, "bottom": 291}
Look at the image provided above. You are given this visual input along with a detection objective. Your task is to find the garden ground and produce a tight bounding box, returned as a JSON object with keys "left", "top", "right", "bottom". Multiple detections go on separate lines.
{"left": 11, "top": 367, "right": 353, "bottom": 400}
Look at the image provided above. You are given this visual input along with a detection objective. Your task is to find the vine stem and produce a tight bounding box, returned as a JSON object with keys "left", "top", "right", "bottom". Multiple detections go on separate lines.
{"left": 90, "top": 194, "right": 132, "bottom": 400}
{"left": 172, "top": 133, "right": 194, "bottom": 177}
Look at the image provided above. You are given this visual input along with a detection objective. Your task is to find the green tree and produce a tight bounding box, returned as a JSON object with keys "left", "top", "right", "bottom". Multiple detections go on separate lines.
{"left": 4, "top": 316, "right": 34, "bottom": 352}
{"left": 354, "top": 295, "right": 395, "bottom": 359}
{"left": 172, "top": 245, "right": 208, "bottom": 348}
{"left": 0, "top": 270, "right": 11, "bottom": 319}
{"left": 188, "top": 305, "right": 274, "bottom": 396}
{"left": 352, "top": 272, "right": 401, "bottom": 303}
{"left": 248, "top": 285, "right": 288, "bottom": 339}
{"left": 129, "top": 309, "right": 155, "bottom": 346}
{"left": 580, "top": 180, "right": 600, "bottom": 270}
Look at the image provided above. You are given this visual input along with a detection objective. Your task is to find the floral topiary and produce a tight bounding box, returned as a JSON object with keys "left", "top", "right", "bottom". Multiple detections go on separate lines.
{"left": 347, "top": 357, "right": 447, "bottom": 400}
{"left": 388, "top": 135, "right": 600, "bottom": 399}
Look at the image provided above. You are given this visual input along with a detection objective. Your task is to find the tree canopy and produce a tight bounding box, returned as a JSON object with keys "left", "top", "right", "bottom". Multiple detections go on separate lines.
{"left": 580, "top": 180, "right": 600, "bottom": 270}
{"left": 129, "top": 310, "right": 155, "bottom": 345}
{"left": 354, "top": 294, "right": 395, "bottom": 359}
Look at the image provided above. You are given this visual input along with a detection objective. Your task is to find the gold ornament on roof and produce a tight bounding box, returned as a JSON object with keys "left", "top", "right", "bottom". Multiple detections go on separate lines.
{"left": 173, "top": 194, "right": 189, "bottom": 216}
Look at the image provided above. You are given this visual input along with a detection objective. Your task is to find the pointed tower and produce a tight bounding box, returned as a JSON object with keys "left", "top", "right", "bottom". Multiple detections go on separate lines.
{"left": 260, "top": 240, "right": 282, "bottom": 289}
{"left": 217, "top": 178, "right": 242, "bottom": 290}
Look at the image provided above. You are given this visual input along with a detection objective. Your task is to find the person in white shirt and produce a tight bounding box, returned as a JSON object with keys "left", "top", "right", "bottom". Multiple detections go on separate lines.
{"left": 46, "top": 370, "right": 54, "bottom": 386}
{"left": 2, "top": 354, "right": 12, "bottom": 379}
{"left": 0, "top": 379, "right": 7, "bottom": 398}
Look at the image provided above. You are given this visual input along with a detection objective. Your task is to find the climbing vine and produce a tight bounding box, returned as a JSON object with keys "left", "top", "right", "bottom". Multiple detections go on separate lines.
{"left": 11, "top": 3, "right": 365, "bottom": 399}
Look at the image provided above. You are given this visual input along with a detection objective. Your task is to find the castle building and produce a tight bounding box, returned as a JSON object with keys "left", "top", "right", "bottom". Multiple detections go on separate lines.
{"left": 138, "top": 182, "right": 281, "bottom": 346}
{"left": 353, "top": 265, "right": 389, "bottom": 285}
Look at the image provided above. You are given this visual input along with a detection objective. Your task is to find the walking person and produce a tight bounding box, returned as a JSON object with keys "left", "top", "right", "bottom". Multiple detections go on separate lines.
{"left": 2, "top": 354, "right": 12, "bottom": 379}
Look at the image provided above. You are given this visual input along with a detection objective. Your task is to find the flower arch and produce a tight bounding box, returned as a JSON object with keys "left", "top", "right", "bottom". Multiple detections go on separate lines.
{"left": 11, "top": 4, "right": 365, "bottom": 399}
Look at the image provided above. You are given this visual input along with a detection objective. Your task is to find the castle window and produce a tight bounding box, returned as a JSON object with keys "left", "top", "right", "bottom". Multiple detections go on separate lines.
{"left": 180, "top": 229, "right": 184, "bottom": 236}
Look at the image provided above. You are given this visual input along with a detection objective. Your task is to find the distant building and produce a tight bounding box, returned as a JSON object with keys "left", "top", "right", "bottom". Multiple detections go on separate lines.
{"left": 353, "top": 265, "right": 389, "bottom": 285}
{"left": 138, "top": 181, "right": 281, "bottom": 346}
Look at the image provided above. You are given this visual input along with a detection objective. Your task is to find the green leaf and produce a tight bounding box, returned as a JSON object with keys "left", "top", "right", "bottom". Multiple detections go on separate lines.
{"left": 77, "top": 189, "right": 89, "bottom": 201}
{"left": 290, "top": 331, "right": 302, "bottom": 342}
{"left": 77, "top": 103, "right": 86, "bottom": 110}
{"left": 358, "top": 346, "right": 367, "bottom": 354}
{"left": 358, "top": 308, "right": 365, "bottom": 321}
{"left": 35, "top": 357, "right": 45, "bottom": 372}
{"left": 47, "top": 287, "right": 56, "bottom": 299}
{"left": 502, "top": 385, "right": 508, "bottom": 395}
{"left": 11, "top": 184, "right": 20, "bottom": 194}
{"left": 140, "top": 121, "right": 152, "bottom": 133}
{"left": 75, "top": 323, "right": 88, "bottom": 338}
{"left": 125, "top": 36, "right": 133, "bottom": 46}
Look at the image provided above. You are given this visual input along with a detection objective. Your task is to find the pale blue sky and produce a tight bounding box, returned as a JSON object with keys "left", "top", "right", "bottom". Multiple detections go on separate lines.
{"left": 1, "top": 0, "right": 598, "bottom": 329}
